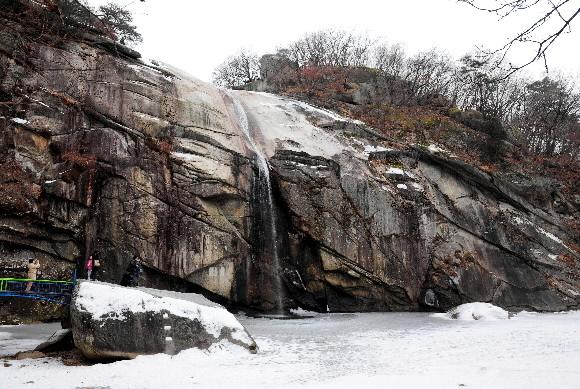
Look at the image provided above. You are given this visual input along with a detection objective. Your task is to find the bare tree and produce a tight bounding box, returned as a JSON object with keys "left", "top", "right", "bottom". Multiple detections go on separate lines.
{"left": 286, "top": 30, "right": 374, "bottom": 68}
{"left": 402, "top": 49, "right": 457, "bottom": 98}
{"left": 512, "top": 75, "right": 580, "bottom": 156}
{"left": 372, "top": 42, "right": 406, "bottom": 78}
{"left": 459, "top": 0, "right": 580, "bottom": 75}
{"left": 455, "top": 54, "right": 526, "bottom": 121}
{"left": 212, "top": 49, "right": 260, "bottom": 88}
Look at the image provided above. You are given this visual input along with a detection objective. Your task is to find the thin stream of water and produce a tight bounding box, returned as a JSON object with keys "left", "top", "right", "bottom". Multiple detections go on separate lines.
{"left": 227, "top": 91, "right": 284, "bottom": 313}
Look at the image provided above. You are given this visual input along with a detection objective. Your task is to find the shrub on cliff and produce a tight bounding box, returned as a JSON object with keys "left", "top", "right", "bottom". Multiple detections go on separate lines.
{"left": 94, "top": 2, "right": 142, "bottom": 45}
{"left": 3, "top": 0, "right": 142, "bottom": 46}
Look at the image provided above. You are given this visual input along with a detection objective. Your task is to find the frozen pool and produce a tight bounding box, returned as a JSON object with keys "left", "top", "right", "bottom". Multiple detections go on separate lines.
{"left": 1, "top": 311, "right": 579, "bottom": 388}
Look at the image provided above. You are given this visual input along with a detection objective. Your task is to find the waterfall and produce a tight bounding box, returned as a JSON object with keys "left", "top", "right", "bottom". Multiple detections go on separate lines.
{"left": 227, "top": 91, "right": 284, "bottom": 313}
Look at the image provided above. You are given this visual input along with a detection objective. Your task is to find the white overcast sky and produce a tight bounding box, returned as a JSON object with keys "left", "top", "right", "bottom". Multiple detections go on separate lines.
{"left": 87, "top": 0, "right": 579, "bottom": 82}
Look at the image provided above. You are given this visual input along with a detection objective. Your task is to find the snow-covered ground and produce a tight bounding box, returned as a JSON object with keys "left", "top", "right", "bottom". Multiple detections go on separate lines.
{"left": 1, "top": 311, "right": 580, "bottom": 389}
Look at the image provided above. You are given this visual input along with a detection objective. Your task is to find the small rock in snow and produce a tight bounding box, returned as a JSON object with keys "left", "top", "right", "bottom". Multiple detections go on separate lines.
{"left": 433, "top": 302, "right": 509, "bottom": 321}
{"left": 289, "top": 307, "right": 319, "bottom": 317}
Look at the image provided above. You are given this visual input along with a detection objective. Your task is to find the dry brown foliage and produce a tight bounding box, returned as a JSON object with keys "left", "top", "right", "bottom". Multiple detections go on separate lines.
{"left": 61, "top": 151, "right": 97, "bottom": 169}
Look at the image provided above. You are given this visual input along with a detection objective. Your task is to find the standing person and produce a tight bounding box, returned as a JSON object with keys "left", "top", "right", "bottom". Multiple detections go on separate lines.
{"left": 120, "top": 264, "right": 131, "bottom": 287}
{"left": 25, "top": 258, "right": 40, "bottom": 292}
{"left": 85, "top": 255, "right": 94, "bottom": 280}
{"left": 121, "top": 255, "right": 143, "bottom": 287}
{"left": 91, "top": 253, "right": 101, "bottom": 281}
{"left": 131, "top": 256, "right": 143, "bottom": 287}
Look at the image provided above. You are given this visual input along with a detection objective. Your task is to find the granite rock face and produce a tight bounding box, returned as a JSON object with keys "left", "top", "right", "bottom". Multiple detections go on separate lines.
{"left": 1, "top": 6, "right": 578, "bottom": 317}
{"left": 0, "top": 8, "right": 263, "bottom": 308}
{"left": 234, "top": 91, "right": 579, "bottom": 313}
{"left": 270, "top": 145, "right": 579, "bottom": 312}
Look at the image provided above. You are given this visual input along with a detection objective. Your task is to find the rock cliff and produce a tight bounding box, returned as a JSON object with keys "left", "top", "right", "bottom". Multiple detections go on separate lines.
{"left": 0, "top": 3, "right": 578, "bottom": 319}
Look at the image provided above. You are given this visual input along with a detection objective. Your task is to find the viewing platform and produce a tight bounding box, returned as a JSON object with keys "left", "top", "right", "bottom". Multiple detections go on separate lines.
{"left": 0, "top": 278, "right": 76, "bottom": 305}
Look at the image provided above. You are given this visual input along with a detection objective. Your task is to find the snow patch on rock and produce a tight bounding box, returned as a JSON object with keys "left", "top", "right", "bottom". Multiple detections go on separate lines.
{"left": 384, "top": 166, "right": 414, "bottom": 178}
{"left": 364, "top": 144, "right": 391, "bottom": 154}
{"left": 512, "top": 215, "right": 571, "bottom": 251}
{"left": 289, "top": 100, "right": 350, "bottom": 123}
{"left": 427, "top": 144, "right": 445, "bottom": 153}
{"left": 411, "top": 182, "right": 423, "bottom": 191}
{"left": 386, "top": 167, "right": 405, "bottom": 175}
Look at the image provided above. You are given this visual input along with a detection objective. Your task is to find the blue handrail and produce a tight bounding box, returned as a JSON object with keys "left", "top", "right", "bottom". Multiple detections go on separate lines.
{"left": 0, "top": 271, "right": 77, "bottom": 305}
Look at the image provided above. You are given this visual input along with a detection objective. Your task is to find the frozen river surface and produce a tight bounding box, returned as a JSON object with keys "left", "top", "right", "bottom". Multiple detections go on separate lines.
{"left": 1, "top": 311, "right": 579, "bottom": 388}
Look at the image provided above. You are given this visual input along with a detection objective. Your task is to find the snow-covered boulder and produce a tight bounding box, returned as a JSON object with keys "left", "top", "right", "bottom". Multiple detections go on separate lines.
{"left": 433, "top": 302, "right": 510, "bottom": 321}
{"left": 71, "top": 282, "right": 257, "bottom": 360}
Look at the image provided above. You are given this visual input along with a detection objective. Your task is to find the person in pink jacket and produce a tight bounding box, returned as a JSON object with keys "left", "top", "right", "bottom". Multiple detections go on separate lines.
{"left": 85, "top": 256, "right": 94, "bottom": 280}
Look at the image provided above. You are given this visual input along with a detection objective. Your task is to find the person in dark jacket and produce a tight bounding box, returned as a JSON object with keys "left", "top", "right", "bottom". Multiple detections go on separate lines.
{"left": 90, "top": 253, "right": 101, "bottom": 281}
{"left": 120, "top": 255, "right": 143, "bottom": 287}
{"left": 131, "top": 258, "right": 143, "bottom": 286}
{"left": 120, "top": 270, "right": 131, "bottom": 287}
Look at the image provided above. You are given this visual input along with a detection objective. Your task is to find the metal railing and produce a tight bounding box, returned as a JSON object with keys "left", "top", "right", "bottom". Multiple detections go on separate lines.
{"left": 0, "top": 276, "right": 76, "bottom": 305}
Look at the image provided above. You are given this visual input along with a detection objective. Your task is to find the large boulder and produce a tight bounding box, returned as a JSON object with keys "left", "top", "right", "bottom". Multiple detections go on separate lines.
{"left": 70, "top": 282, "right": 257, "bottom": 360}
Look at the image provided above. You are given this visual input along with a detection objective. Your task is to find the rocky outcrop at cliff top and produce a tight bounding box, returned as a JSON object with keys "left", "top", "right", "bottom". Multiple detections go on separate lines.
{"left": 0, "top": 4, "right": 578, "bottom": 315}
{"left": 71, "top": 282, "right": 257, "bottom": 359}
